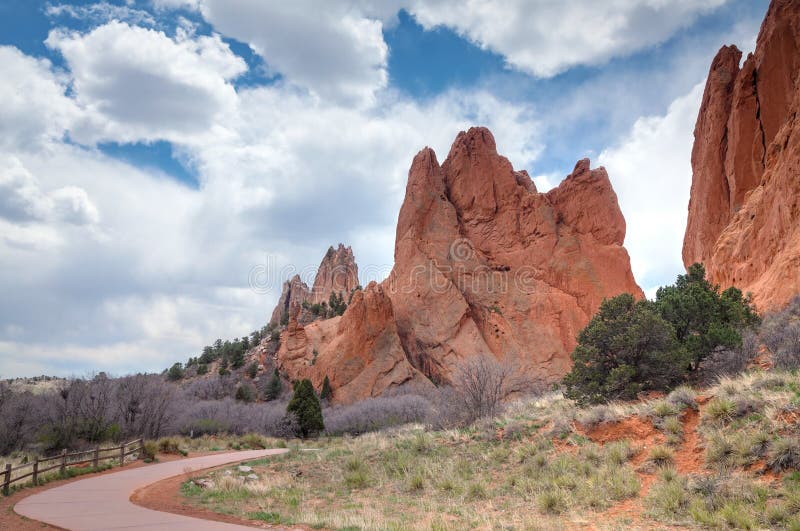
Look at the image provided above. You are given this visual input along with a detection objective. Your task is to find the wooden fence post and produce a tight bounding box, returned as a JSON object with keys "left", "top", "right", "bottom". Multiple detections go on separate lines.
{"left": 3, "top": 463, "right": 10, "bottom": 496}
{"left": 32, "top": 457, "right": 39, "bottom": 486}
{"left": 93, "top": 446, "right": 99, "bottom": 469}
{"left": 119, "top": 442, "right": 125, "bottom": 466}
{"left": 60, "top": 449, "right": 67, "bottom": 476}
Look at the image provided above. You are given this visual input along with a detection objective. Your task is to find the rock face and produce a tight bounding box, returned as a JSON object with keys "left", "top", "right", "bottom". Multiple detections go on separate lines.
{"left": 276, "top": 127, "right": 643, "bottom": 402}
{"left": 310, "top": 244, "right": 359, "bottom": 304}
{"left": 683, "top": 0, "right": 800, "bottom": 310}
{"left": 277, "top": 282, "right": 431, "bottom": 403}
{"left": 269, "top": 275, "right": 310, "bottom": 326}
{"left": 386, "top": 129, "right": 643, "bottom": 384}
{"left": 269, "top": 243, "right": 359, "bottom": 325}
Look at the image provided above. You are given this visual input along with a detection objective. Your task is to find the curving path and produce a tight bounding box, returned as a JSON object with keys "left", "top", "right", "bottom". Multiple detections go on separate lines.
{"left": 15, "top": 449, "right": 288, "bottom": 530}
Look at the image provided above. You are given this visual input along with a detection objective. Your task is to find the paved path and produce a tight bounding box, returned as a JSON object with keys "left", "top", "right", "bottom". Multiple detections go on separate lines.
{"left": 15, "top": 449, "right": 288, "bottom": 530}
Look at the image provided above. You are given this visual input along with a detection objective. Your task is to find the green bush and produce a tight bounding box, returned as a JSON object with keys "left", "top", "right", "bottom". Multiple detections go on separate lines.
{"left": 563, "top": 264, "right": 758, "bottom": 404}
{"left": 563, "top": 294, "right": 687, "bottom": 404}
{"left": 235, "top": 384, "right": 256, "bottom": 403}
{"left": 286, "top": 379, "right": 324, "bottom": 438}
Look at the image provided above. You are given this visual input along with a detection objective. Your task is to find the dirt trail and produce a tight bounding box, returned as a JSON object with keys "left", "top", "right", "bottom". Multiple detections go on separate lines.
{"left": 589, "top": 403, "right": 705, "bottom": 529}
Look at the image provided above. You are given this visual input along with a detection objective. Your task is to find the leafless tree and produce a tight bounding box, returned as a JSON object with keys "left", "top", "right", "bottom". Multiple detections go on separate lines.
{"left": 454, "top": 356, "right": 515, "bottom": 422}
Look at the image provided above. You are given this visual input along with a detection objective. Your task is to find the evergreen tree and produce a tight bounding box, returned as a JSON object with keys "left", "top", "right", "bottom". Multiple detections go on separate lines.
{"left": 287, "top": 379, "right": 324, "bottom": 437}
{"left": 264, "top": 369, "right": 282, "bottom": 401}
{"left": 320, "top": 375, "right": 332, "bottom": 401}
{"left": 563, "top": 295, "right": 687, "bottom": 404}
{"left": 166, "top": 362, "right": 184, "bottom": 381}
{"left": 563, "top": 264, "right": 759, "bottom": 404}
{"left": 235, "top": 384, "right": 256, "bottom": 402}
{"left": 246, "top": 361, "right": 258, "bottom": 379}
{"left": 655, "top": 263, "right": 759, "bottom": 370}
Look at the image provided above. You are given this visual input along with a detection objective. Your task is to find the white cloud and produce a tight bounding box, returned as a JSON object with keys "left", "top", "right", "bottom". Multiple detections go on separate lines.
{"left": 0, "top": 46, "right": 78, "bottom": 151}
{"left": 46, "top": 2, "right": 157, "bottom": 26}
{"left": 45, "top": 21, "right": 246, "bottom": 144}
{"left": 197, "top": 0, "right": 389, "bottom": 105}
{"left": 0, "top": 30, "right": 543, "bottom": 376}
{"left": 0, "top": 156, "right": 98, "bottom": 226}
{"left": 599, "top": 82, "right": 705, "bottom": 296}
{"left": 408, "top": 0, "right": 728, "bottom": 77}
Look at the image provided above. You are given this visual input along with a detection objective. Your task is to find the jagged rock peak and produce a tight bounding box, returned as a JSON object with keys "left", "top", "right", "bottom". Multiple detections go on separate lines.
{"left": 268, "top": 243, "right": 360, "bottom": 325}
{"left": 269, "top": 274, "right": 310, "bottom": 326}
{"left": 311, "top": 243, "right": 359, "bottom": 304}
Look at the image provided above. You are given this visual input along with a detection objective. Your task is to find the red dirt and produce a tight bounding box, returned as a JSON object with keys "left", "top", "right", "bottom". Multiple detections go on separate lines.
{"left": 577, "top": 416, "right": 664, "bottom": 447}
{"left": 674, "top": 408, "right": 704, "bottom": 474}
{"left": 582, "top": 405, "right": 707, "bottom": 529}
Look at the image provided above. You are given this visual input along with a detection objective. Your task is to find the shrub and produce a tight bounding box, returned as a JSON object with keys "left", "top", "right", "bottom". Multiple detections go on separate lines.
{"left": 323, "top": 394, "right": 430, "bottom": 436}
{"left": 141, "top": 440, "right": 158, "bottom": 460}
{"left": 666, "top": 386, "right": 697, "bottom": 410}
{"left": 577, "top": 405, "right": 614, "bottom": 427}
{"left": 166, "top": 363, "right": 184, "bottom": 381}
{"left": 564, "top": 265, "right": 759, "bottom": 404}
{"left": 235, "top": 384, "right": 256, "bottom": 403}
{"left": 703, "top": 398, "right": 736, "bottom": 423}
{"left": 563, "top": 294, "right": 688, "bottom": 404}
{"left": 454, "top": 356, "right": 515, "bottom": 421}
{"left": 655, "top": 263, "right": 759, "bottom": 372}
{"left": 536, "top": 490, "right": 566, "bottom": 514}
{"left": 246, "top": 362, "right": 258, "bottom": 379}
{"left": 264, "top": 369, "right": 282, "bottom": 401}
{"left": 157, "top": 437, "right": 186, "bottom": 455}
{"left": 239, "top": 433, "right": 266, "bottom": 449}
{"left": 647, "top": 445, "right": 675, "bottom": 469}
{"left": 767, "top": 437, "right": 800, "bottom": 473}
{"left": 286, "top": 379, "right": 324, "bottom": 438}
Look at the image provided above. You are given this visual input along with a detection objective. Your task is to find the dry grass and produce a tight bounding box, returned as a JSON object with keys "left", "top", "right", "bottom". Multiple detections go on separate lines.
{"left": 175, "top": 370, "right": 800, "bottom": 530}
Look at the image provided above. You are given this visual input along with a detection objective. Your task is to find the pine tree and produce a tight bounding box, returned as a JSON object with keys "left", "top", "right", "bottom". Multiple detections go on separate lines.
{"left": 264, "top": 369, "right": 282, "bottom": 401}
{"left": 320, "top": 375, "right": 332, "bottom": 401}
{"left": 286, "top": 379, "right": 324, "bottom": 437}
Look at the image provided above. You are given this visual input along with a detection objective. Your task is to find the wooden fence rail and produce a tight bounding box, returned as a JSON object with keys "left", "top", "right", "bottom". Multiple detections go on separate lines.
{"left": 2, "top": 438, "right": 142, "bottom": 496}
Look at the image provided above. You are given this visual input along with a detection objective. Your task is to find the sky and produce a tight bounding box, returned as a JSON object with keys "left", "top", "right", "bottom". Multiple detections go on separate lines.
{"left": 0, "top": 0, "right": 770, "bottom": 377}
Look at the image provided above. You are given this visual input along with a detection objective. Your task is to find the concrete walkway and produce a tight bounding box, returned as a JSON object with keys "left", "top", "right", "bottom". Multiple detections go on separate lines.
{"left": 15, "top": 449, "right": 288, "bottom": 530}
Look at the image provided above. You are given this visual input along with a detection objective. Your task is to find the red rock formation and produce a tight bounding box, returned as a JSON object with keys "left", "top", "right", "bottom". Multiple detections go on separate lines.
{"left": 269, "top": 243, "right": 359, "bottom": 325}
{"left": 276, "top": 282, "right": 431, "bottom": 403}
{"left": 277, "top": 127, "right": 643, "bottom": 401}
{"left": 310, "top": 244, "right": 359, "bottom": 304}
{"left": 387, "top": 129, "right": 643, "bottom": 384}
{"left": 683, "top": 0, "right": 800, "bottom": 310}
{"left": 269, "top": 274, "right": 310, "bottom": 326}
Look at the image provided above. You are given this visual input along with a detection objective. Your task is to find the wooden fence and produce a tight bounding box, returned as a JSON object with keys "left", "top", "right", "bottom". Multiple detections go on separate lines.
{"left": 2, "top": 438, "right": 142, "bottom": 496}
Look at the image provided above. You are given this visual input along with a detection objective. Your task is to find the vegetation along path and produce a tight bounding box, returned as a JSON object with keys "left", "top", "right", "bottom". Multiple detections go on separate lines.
{"left": 14, "top": 449, "right": 287, "bottom": 529}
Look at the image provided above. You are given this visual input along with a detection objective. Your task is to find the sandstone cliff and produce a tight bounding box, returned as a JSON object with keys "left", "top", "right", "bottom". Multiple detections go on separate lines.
{"left": 683, "top": 0, "right": 800, "bottom": 310}
{"left": 276, "top": 127, "right": 643, "bottom": 402}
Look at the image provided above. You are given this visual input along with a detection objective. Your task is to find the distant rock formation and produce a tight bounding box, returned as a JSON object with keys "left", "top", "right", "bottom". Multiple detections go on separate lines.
{"left": 683, "top": 0, "right": 800, "bottom": 310}
{"left": 269, "top": 275, "right": 311, "bottom": 326}
{"left": 310, "top": 244, "right": 359, "bottom": 304}
{"left": 268, "top": 243, "right": 359, "bottom": 325}
{"left": 276, "top": 127, "right": 642, "bottom": 402}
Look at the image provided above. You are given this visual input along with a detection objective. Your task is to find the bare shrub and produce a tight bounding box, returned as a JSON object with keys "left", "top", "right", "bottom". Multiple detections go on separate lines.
{"left": 323, "top": 394, "right": 431, "bottom": 436}
{"left": 695, "top": 329, "right": 759, "bottom": 384}
{"left": 761, "top": 296, "right": 800, "bottom": 369}
{"left": 454, "top": 356, "right": 515, "bottom": 422}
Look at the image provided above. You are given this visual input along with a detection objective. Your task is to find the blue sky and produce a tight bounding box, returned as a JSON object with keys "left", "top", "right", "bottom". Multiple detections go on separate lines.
{"left": 0, "top": 0, "right": 770, "bottom": 377}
